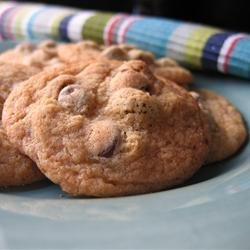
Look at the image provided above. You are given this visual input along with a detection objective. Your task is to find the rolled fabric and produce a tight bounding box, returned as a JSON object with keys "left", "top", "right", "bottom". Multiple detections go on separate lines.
{"left": 0, "top": 2, "right": 249, "bottom": 79}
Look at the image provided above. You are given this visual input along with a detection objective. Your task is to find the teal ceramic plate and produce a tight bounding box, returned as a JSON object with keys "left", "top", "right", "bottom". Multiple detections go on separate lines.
{"left": 0, "top": 41, "right": 249, "bottom": 249}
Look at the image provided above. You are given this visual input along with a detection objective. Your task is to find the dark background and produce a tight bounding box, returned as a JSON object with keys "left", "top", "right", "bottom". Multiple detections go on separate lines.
{"left": 16, "top": 0, "right": 250, "bottom": 32}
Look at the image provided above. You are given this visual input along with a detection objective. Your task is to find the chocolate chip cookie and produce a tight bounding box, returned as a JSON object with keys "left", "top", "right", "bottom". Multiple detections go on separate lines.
{"left": 57, "top": 41, "right": 193, "bottom": 86}
{"left": 0, "top": 40, "right": 62, "bottom": 69}
{"left": 0, "top": 63, "right": 44, "bottom": 187}
{"left": 0, "top": 124, "right": 43, "bottom": 187}
{"left": 0, "top": 62, "right": 39, "bottom": 99}
{"left": 191, "top": 89, "right": 247, "bottom": 164}
{"left": 3, "top": 59, "right": 208, "bottom": 196}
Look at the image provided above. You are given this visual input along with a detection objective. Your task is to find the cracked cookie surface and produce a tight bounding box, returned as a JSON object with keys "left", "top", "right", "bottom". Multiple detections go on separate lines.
{"left": 3, "top": 59, "right": 208, "bottom": 196}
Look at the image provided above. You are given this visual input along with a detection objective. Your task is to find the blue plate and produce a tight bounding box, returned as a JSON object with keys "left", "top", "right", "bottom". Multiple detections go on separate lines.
{"left": 0, "top": 41, "right": 249, "bottom": 249}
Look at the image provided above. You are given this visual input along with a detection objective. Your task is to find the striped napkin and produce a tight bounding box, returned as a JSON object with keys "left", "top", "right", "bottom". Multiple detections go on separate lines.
{"left": 0, "top": 2, "right": 250, "bottom": 79}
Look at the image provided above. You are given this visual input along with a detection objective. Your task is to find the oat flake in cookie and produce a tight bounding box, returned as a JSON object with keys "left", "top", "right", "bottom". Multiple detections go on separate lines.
{"left": 3, "top": 59, "right": 209, "bottom": 197}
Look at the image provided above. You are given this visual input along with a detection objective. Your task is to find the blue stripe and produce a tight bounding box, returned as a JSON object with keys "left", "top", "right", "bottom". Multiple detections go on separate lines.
{"left": 58, "top": 14, "right": 74, "bottom": 41}
{"left": 228, "top": 37, "right": 250, "bottom": 78}
{"left": 125, "top": 17, "right": 181, "bottom": 57}
{"left": 201, "top": 32, "right": 232, "bottom": 70}
{"left": 26, "top": 7, "right": 47, "bottom": 40}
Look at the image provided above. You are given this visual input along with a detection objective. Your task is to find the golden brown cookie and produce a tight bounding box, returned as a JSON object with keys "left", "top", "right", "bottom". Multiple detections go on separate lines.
{"left": 3, "top": 59, "right": 208, "bottom": 196}
{"left": 0, "top": 64, "right": 44, "bottom": 187}
{"left": 0, "top": 62, "right": 39, "bottom": 99}
{"left": 0, "top": 122, "right": 43, "bottom": 187}
{"left": 57, "top": 40, "right": 101, "bottom": 63}
{"left": 0, "top": 40, "right": 62, "bottom": 69}
{"left": 191, "top": 89, "right": 247, "bottom": 164}
{"left": 57, "top": 41, "right": 193, "bottom": 86}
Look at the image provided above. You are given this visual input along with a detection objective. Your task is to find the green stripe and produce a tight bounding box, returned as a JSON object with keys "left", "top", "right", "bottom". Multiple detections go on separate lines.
{"left": 14, "top": 7, "right": 31, "bottom": 39}
{"left": 184, "top": 27, "right": 218, "bottom": 68}
{"left": 82, "top": 12, "right": 113, "bottom": 43}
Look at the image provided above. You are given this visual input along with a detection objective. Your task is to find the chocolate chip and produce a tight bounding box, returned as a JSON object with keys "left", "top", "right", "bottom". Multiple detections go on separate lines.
{"left": 98, "top": 137, "right": 119, "bottom": 158}
{"left": 128, "top": 49, "right": 155, "bottom": 65}
{"left": 140, "top": 84, "right": 152, "bottom": 94}
{"left": 156, "top": 58, "right": 178, "bottom": 67}
{"left": 39, "top": 40, "right": 57, "bottom": 49}
{"left": 63, "top": 85, "right": 75, "bottom": 94}
{"left": 58, "top": 84, "right": 89, "bottom": 114}
{"left": 101, "top": 46, "right": 128, "bottom": 61}
{"left": 86, "top": 121, "right": 121, "bottom": 159}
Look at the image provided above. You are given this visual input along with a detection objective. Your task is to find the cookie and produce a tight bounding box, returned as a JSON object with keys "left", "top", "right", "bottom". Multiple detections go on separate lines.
{"left": 191, "top": 89, "right": 247, "bottom": 164}
{"left": 57, "top": 40, "right": 101, "bottom": 62}
{"left": 0, "top": 63, "right": 44, "bottom": 187}
{"left": 3, "top": 59, "right": 209, "bottom": 196}
{"left": 57, "top": 41, "right": 193, "bottom": 86}
{"left": 0, "top": 62, "right": 39, "bottom": 99}
{"left": 0, "top": 40, "right": 62, "bottom": 69}
{"left": 0, "top": 124, "right": 44, "bottom": 187}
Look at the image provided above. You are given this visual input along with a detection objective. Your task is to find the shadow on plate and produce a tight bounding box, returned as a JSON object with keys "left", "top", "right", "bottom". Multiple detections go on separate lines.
{"left": 0, "top": 179, "right": 53, "bottom": 193}
{"left": 184, "top": 133, "right": 249, "bottom": 186}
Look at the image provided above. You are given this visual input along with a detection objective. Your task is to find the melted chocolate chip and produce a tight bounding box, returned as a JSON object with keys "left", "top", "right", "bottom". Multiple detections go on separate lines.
{"left": 86, "top": 121, "right": 121, "bottom": 159}
{"left": 140, "top": 84, "right": 152, "bottom": 94}
{"left": 63, "top": 85, "right": 75, "bottom": 94}
{"left": 98, "top": 137, "right": 119, "bottom": 158}
{"left": 58, "top": 84, "right": 89, "bottom": 114}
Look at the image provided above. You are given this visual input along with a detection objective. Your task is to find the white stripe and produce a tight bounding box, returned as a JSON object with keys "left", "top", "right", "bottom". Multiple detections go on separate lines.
{"left": 217, "top": 33, "right": 247, "bottom": 72}
{"left": 103, "top": 14, "right": 124, "bottom": 45}
{"left": 21, "top": 5, "right": 43, "bottom": 38}
{"left": 0, "top": 2, "right": 15, "bottom": 16}
{"left": 32, "top": 8, "right": 59, "bottom": 38}
{"left": 166, "top": 24, "right": 200, "bottom": 62}
{"left": 0, "top": 2, "right": 17, "bottom": 39}
{"left": 117, "top": 16, "right": 140, "bottom": 44}
{"left": 67, "top": 12, "right": 95, "bottom": 42}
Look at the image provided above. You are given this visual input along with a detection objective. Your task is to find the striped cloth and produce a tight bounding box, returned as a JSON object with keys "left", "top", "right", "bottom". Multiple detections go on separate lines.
{"left": 0, "top": 2, "right": 250, "bottom": 79}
